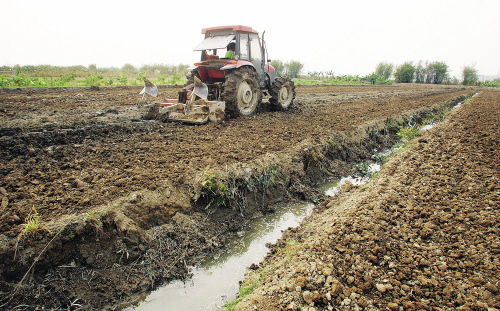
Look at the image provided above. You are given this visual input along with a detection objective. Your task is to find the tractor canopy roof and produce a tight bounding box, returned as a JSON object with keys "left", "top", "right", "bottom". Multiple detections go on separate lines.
{"left": 201, "top": 25, "right": 258, "bottom": 35}
{"left": 194, "top": 26, "right": 259, "bottom": 51}
{"left": 193, "top": 34, "right": 234, "bottom": 51}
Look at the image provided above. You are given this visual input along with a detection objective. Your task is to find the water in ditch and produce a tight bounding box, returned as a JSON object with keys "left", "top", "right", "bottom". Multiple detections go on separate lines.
{"left": 129, "top": 202, "right": 314, "bottom": 311}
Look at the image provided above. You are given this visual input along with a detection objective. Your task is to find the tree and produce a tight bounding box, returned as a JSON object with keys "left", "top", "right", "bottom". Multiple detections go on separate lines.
{"left": 462, "top": 65, "right": 478, "bottom": 85}
{"left": 431, "top": 62, "right": 448, "bottom": 84}
{"left": 285, "top": 60, "right": 304, "bottom": 79}
{"left": 415, "top": 61, "right": 425, "bottom": 84}
{"left": 88, "top": 64, "right": 97, "bottom": 71}
{"left": 121, "top": 63, "right": 137, "bottom": 72}
{"left": 424, "top": 61, "right": 449, "bottom": 84}
{"left": 270, "top": 60, "right": 285, "bottom": 77}
{"left": 375, "top": 62, "right": 393, "bottom": 80}
{"left": 394, "top": 62, "right": 415, "bottom": 83}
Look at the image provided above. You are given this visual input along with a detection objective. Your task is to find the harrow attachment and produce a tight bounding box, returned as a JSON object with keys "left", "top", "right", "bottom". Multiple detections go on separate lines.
{"left": 140, "top": 76, "right": 225, "bottom": 124}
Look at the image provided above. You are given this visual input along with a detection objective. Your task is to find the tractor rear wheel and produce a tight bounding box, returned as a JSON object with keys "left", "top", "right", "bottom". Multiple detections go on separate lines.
{"left": 222, "top": 67, "right": 262, "bottom": 117}
{"left": 269, "top": 76, "right": 295, "bottom": 110}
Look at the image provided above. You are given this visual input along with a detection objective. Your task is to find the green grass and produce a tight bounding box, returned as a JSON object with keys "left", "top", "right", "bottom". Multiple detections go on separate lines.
{"left": 85, "top": 211, "right": 103, "bottom": 230}
{"left": 0, "top": 64, "right": 188, "bottom": 88}
{"left": 18, "top": 206, "right": 49, "bottom": 240}
{"left": 222, "top": 271, "right": 263, "bottom": 311}
{"left": 198, "top": 169, "right": 229, "bottom": 210}
{"left": 395, "top": 126, "right": 420, "bottom": 141}
{"left": 394, "top": 141, "right": 414, "bottom": 154}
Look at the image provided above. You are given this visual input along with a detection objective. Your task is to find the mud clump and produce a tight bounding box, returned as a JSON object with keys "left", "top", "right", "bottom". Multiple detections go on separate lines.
{"left": 234, "top": 91, "right": 500, "bottom": 310}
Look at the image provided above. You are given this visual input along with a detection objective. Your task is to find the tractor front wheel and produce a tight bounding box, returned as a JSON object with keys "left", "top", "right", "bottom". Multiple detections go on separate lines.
{"left": 269, "top": 76, "right": 295, "bottom": 110}
{"left": 222, "top": 67, "right": 262, "bottom": 117}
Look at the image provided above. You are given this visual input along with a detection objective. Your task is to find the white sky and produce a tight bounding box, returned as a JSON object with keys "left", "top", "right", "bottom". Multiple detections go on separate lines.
{"left": 1, "top": 0, "right": 499, "bottom": 78}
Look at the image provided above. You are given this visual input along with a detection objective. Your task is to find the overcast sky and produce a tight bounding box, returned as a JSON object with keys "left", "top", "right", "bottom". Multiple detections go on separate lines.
{"left": 1, "top": 0, "right": 499, "bottom": 78}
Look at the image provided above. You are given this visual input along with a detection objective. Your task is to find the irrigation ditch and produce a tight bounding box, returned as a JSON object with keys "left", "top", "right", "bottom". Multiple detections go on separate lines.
{"left": 0, "top": 92, "right": 472, "bottom": 310}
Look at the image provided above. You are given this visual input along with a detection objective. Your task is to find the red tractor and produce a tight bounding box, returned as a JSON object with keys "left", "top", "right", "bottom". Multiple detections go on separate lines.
{"left": 141, "top": 25, "right": 295, "bottom": 123}
{"left": 187, "top": 25, "right": 295, "bottom": 117}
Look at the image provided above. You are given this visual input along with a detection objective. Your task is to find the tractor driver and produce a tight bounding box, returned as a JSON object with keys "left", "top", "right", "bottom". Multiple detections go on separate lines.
{"left": 225, "top": 42, "right": 236, "bottom": 59}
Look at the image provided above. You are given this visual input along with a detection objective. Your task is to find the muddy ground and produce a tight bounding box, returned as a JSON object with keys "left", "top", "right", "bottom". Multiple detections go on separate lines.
{"left": 0, "top": 83, "right": 481, "bottom": 309}
{"left": 234, "top": 91, "right": 500, "bottom": 311}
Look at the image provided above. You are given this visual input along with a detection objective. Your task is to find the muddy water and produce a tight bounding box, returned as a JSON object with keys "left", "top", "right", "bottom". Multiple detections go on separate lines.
{"left": 318, "top": 162, "right": 382, "bottom": 197}
{"left": 130, "top": 202, "right": 314, "bottom": 311}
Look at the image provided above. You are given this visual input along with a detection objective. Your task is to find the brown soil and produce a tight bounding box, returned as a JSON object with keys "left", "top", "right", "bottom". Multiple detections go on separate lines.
{"left": 0, "top": 83, "right": 484, "bottom": 310}
{"left": 233, "top": 91, "right": 500, "bottom": 311}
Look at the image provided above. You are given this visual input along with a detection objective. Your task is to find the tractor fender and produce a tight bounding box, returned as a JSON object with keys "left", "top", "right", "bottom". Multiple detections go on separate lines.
{"left": 266, "top": 66, "right": 276, "bottom": 85}
{"left": 221, "top": 60, "right": 255, "bottom": 71}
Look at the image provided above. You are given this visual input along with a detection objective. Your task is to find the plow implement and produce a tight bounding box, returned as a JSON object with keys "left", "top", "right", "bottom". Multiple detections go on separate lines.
{"left": 140, "top": 76, "right": 225, "bottom": 124}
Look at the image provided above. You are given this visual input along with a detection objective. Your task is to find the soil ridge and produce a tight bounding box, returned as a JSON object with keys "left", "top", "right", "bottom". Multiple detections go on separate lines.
{"left": 233, "top": 91, "right": 500, "bottom": 310}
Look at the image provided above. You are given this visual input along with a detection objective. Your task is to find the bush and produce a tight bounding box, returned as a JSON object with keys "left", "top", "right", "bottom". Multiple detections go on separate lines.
{"left": 462, "top": 65, "right": 478, "bottom": 86}
{"left": 375, "top": 62, "right": 393, "bottom": 80}
{"left": 394, "top": 62, "right": 415, "bottom": 83}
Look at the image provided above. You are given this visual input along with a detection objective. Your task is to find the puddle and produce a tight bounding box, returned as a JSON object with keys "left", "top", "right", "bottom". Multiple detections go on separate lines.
{"left": 129, "top": 202, "right": 314, "bottom": 311}
{"left": 420, "top": 123, "right": 436, "bottom": 131}
{"left": 319, "top": 148, "right": 392, "bottom": 197}
{"left": 319, "top": 162, "right": 380, "bottom": 197}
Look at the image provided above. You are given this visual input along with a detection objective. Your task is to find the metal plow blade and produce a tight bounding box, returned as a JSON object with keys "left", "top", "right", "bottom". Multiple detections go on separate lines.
{"left": 139, "top": 77, "right": 158, "bottom": 98}
{"left": 167, "top": 100, "right": 225, "bottom": 124}
{"left": 140, "top": 100, "right": 225, "bottom": 124}
{"left": 192, "top": 76, "right": 208, "bottom": 100}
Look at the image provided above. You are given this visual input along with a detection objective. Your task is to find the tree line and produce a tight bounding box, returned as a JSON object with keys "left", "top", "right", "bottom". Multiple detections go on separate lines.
{"left": 375, "top": 61, "right": 479, "bottom": 85}
{"left": 270, "top": 60, "right": 303, "bottom": 79}
{"left": 1, "top": 63, "right": 189, "bottom": 76}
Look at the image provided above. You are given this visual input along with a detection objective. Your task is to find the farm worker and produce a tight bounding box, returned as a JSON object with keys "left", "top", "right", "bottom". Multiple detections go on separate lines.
{"left": 225, "top": 42, "right": 236, "bottom": 59}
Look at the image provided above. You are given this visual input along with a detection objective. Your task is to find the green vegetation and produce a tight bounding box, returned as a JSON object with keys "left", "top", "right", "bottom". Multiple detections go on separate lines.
{"left": 479, "top": 79, "right": 500, "bottom": 87}
{"left": 297, "top": 74, "right": 361, "bottom": 85}
{"left": 394, "top": 62, "right": 416, "bottom": 83}
{"left": 375, "top": 62, "right": 393, "bottom": 80}
{"left": 222, "top": 271, "right": 263, "bottom": 310}
{"left": 425, "top": 61, "right": 449, "bottom": 84}
{"left": 393, "top": 60, "right": 470, "bottom": 85}
{"left": 4, "top": 60, "right": 497, "bottom": 89}
{"left": 414, "top": 61, "right": 426, "bottom": 83}
{"left": 0, "top": 63, "right": 188, "bottom": 88}
{"left": 395, "top": 125, "right": 420, "bottom": 141}
{"left": 462, "top": 65, "right": 478, "bottom": 86}
{"left": 85, "top": 211, "right": 103, "bottom": 230}
{"left": 281, "top": 240, "right": 301, "bottom": 259}
{"left": 394, "top": 141, "right": 414, "bottom": 154}
{"left": 271, "top": 60, "right": 303, "bottom": 79}
{"left": 198, "top": 169, "right": 229, "bottom": 210}
{"left": 295, "top": 73, "right": 391, "bottom": 86}
{"left": 17, "top": 206, "right": 49, "bottom": 240}
{"left": 355, "top": 161, "right": 373, "bottom": 178}
{"left": 365, "top": 73, "right": 392, "bottom": 85}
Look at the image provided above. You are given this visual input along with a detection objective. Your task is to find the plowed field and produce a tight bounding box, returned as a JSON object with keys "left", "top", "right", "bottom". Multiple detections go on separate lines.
{"left": 0, "top": 83, "right": 485, "bottom": 310}
{"left": 234, "top": 91, "right": 500, "bottom": 311}
{"left": 0, "top": 84, "right": 469, "bottom": 237}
